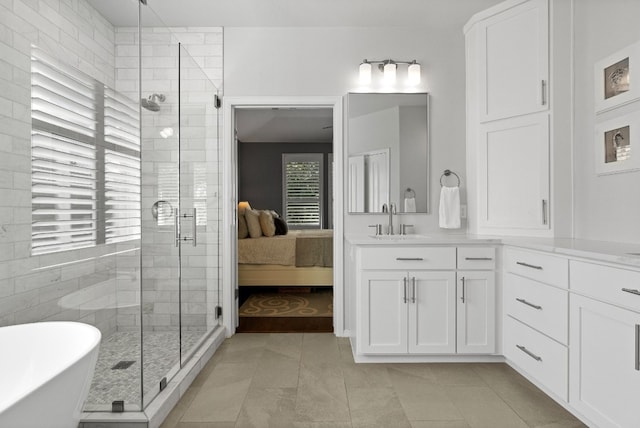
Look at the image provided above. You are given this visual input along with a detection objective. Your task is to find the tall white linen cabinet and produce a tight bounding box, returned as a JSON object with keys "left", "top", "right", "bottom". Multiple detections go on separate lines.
{"left": 464, "top": 0, "right": 572, "bottom": 237}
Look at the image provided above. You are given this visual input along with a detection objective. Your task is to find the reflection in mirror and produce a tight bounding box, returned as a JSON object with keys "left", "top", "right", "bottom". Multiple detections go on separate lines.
{"left": 347, "top": 93, "right": 429, "bottom": 213}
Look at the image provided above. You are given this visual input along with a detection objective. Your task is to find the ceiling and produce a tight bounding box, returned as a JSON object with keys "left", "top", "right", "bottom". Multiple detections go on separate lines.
{"left": 86, "top": 0, "right": 503, "bottom": 143}
{"left": 236, "top": 108, "right": 333, "bottom": 144}
{"left": 88, "top": 0, "right": 503, "bottom": 28}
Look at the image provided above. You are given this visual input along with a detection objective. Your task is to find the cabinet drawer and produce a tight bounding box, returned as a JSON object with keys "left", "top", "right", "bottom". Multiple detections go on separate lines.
{"left": 504, "top": 316, "right": 568, "bottom": 401}
{"left": 457, "top": 247, "right": 496, "bottom": 270}
{"left": 505, "top": 273, "right": 568, "bottom": 345}
{"left": 359, "top": 247, "right": 456, "bottom": 270}
{"left": 570, "top": 260, "right": 640, "bottom": 312}
{"left": 504, "top": 247, "right": 568, "bottom": 288}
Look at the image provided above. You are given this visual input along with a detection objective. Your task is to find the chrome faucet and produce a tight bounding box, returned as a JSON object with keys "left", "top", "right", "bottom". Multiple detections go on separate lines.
{"left": 382, "top": 203, "right": 396, "bottom": 235}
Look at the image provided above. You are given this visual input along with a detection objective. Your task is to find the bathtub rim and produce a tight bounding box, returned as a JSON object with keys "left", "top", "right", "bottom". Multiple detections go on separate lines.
{"left": 0, "top": 321, "right": 101, "bottom": 415}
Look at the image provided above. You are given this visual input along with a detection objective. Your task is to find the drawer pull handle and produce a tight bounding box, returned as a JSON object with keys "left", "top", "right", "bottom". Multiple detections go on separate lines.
{"left": 516, "top": 345, "right": 542, "bottom": 362}
{"left": 411, "top": 277, "right": 416, "bottom": 303}
{"left": 403, "top": 277, "right": 408, "bottom": 304}
{"left": 622, "top": 288, "right": 640, "bottom": 296}
{"left": 516, "top": 261, "right": 543, "bottom": 270}
{"left": 636, "top": 324, "right": 640, "bottom": 371}
{"left": 465, "top": 257, "right": 493, "bottom": 261}
{"left": 516, "top": 298, "right": 542, "bottom": 310}
{"left": 396, "top": 257, "right": 424, "bottom": 261}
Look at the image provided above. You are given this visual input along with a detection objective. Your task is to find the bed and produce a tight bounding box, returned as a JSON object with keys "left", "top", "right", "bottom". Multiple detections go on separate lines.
{"left": 237, "top": 229, "right": 333, "bottom": 287}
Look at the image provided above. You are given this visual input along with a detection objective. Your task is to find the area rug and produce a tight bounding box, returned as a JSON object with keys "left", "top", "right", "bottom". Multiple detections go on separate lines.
{"left": 239, "top": 291, "right": 333, "bottom": 318}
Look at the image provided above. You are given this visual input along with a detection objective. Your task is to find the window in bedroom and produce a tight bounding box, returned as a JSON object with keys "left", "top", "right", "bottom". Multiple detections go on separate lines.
{"left": 31, "top": 46, "right": 140, "bottom": 255}
{"left": 282, "top": 153, "right": 324, "bottom": 229}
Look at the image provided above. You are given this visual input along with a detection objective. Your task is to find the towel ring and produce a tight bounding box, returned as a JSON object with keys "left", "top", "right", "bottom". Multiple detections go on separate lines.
{"left": 404, "top": 188, "right": 416, "bottom": 198}
{"left": 440, "top": 169, "right": 461, "bottom": 187}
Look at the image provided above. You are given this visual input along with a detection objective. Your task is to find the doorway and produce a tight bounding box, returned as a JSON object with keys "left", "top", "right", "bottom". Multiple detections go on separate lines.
{"left": 221, "top": 97, "right": 344, "bottom": 336}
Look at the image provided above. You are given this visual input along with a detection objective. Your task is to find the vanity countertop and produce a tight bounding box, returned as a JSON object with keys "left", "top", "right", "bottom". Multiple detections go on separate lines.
{"left": 502, "top": 237, "right": 640, "bottom": 268}
{"left": 344, "top": 233, "right": 501, "bottom": 246}
{"left": 345, "top": 234, "right": 640, "bottom": 268}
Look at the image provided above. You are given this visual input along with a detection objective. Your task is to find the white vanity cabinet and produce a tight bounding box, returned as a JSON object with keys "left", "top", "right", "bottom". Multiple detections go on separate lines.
{"left": 503, "top": 246, "right": 569, "bottom": 401}
{"left": 360, "top": 270, "right": 456, "bottom": 354}
{"left": 352, "top": 244, "right": 496, "bottom": 358}
{"left": 465, "top": 0, "right": 572, "bottom": 237}
{"left": 569, "top": 261, "right": 640, "bottom": 428}
{"left": 457, "top": 247, "right": 496, "bottom": 354}
{"left": 476, "top": 0, "right": 549, "bottom": 122}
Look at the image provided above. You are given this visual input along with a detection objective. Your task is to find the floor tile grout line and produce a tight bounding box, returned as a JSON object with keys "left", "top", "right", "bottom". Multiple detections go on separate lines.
{"left": 468, "top": 363, "right": 566, "bottom": 428}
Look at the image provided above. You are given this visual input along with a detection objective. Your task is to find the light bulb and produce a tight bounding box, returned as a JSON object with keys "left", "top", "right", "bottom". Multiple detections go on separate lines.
{"left": 383, "top": 62, "right": 397, "bottom": 84}
{"left": 359, "top": 61, "right": 372, "bottom": 84}
{"left": 408, "top": 62, "right": 421, "bottom": 85}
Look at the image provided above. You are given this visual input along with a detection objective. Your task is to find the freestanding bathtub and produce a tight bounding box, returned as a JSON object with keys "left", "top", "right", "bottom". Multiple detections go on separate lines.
{"left": 0, "top": 322, "right": 101, "bottom": 428}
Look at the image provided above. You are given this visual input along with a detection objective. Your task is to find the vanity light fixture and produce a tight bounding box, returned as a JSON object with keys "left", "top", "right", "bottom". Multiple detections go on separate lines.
{"left": 359, "top": 59, "right": 421, "bottom": 85}
{"left": 359, "top": 61, "right": 372, "bottom": 84}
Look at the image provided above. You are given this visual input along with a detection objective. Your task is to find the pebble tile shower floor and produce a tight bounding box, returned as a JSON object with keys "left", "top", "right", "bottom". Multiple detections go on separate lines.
{"left": 85, "top": 330, "right": 204, "bottom": 410}
{"left": 160, "top": 333, "right": 587, "bottom": 428}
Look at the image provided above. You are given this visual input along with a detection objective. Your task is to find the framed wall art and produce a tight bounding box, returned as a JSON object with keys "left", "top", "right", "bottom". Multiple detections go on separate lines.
{"left": 594, "top": 41, "right": 640, "bottom": 113}
{"left": 595, "top": 111, "right": 640, "bottom": 175}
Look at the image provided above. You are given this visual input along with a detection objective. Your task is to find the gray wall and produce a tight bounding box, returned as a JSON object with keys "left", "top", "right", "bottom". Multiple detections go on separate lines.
{"left": 573, "top": 0, "right": 640, "bottom": 243}
{"left": 224, "top": 25, "right": 476, "bottom": 234}
{"left": 238, "top": 142, "right": 333, "bottom": 227}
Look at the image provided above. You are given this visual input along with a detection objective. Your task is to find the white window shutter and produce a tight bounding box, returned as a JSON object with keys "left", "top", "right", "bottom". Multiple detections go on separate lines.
{"left": 283, "top": 153, "right": 324, "bottom": 229}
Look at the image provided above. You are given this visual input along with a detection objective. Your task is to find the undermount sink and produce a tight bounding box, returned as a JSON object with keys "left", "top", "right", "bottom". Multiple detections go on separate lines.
{"left": 369, "top": 234, "right": 429, "bottom": 241}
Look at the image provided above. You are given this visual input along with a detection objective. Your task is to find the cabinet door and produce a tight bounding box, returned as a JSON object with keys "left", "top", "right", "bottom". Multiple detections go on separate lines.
{"left": 359, "top": 271, "right": 408, "bottom": 354}
{"left": 478, "top": 113, "right": 550, "bottom": 232}
{"left": 570, "top": 294, "right": 640, "bottom": 428}
{"left": 408, "top": 271, "right": 456, "bottom": 354}
{"left": 478, "top": 0, "right": 548, "bottom": 122}
{"left": 457, "top": 271, "right": 495, "bottom": 354}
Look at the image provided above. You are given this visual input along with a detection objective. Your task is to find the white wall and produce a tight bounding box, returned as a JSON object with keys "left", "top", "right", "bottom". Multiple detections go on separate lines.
{"left": 224, "top": 25, "right": 470, "bottom": 235}
{"left": 573, "top": 0, "right": 640, "bottom": 243}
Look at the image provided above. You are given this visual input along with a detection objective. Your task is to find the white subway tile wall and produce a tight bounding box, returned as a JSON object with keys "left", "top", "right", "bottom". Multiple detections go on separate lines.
{"left": 0, "top": 0, "right": 223, "bottom": 340}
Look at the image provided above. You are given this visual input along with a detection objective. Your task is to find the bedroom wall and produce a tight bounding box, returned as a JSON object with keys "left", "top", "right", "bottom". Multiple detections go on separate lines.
{"left": 572, "top": 0, "right": 640, "bottom": 244}
{"left": 238, "top": 142, "right": 333, "bottom": 227}
{"left": 224, "top": 25, "right": 471, "bottom": 236}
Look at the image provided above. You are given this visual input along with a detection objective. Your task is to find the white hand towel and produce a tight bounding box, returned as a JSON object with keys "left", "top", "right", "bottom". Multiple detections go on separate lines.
{"left": 404, "top": 197, "right": 416, "bottom": 213}
{"left": 439, "top": 186, "right": 461, "bottom": 229}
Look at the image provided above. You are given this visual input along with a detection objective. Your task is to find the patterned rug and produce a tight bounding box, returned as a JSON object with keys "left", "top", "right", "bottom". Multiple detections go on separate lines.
{"left": 239, "top": 291, "right": 333, "bottom": 317}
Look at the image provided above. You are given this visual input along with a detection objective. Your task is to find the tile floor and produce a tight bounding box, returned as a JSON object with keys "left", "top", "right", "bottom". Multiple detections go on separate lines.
{"left": 160, "top": 333, "right": 586, "bottom": 428}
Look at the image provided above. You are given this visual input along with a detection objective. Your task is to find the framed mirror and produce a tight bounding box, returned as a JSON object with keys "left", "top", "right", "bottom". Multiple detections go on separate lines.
{"left": 347, "top": 93, "right": 429, "bottom": 213}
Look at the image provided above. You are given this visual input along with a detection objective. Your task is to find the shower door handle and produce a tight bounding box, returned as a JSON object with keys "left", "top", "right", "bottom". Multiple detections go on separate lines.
{"left": 175, "top": 208, "right": 197, "bottom": 247}
{"left": 191, "top": 208, "right": 197, "bottom": 247}
{"left": 174, "top": 208, "right": 181, "bottom": 247}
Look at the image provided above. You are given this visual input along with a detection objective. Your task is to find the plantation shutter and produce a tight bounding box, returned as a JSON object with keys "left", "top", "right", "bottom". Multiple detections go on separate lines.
{"left": 31, "top": 46, "right": 142, "bottom": 255}
{"left": 104, "top": 89, "right": 141, "bottom": 243}
{"left": 31, "top": 47, "right": 98, "bottom": 255}
{"left": 283, "top": 153, "right": 324, "bottom": 229}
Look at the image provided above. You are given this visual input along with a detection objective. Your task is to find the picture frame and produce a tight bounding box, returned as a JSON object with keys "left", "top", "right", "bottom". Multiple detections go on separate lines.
{"left": 595, "top": 111, "right": 640, "bottom": 175}
{"left": 594, "top": 41, "right": 640, "bottom": 114}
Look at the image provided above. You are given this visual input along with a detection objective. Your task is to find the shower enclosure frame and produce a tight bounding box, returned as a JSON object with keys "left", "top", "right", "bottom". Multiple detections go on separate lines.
{"left": 82, "top": 1, "right": 225, "bottom": 424}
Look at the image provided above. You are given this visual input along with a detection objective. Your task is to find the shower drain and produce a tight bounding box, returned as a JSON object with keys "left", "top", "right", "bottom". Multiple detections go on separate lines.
{"left": 111, "top": 360, "right": 135, "bottom": 370}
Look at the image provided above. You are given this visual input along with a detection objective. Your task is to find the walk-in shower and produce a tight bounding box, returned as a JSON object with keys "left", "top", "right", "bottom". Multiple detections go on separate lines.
{"left": 3, "top": 0, "right": 224, "bottom": 425}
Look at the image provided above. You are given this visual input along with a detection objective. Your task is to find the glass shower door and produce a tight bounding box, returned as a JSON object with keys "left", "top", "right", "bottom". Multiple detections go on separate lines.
{"left": 178, "top": 44, "right": 221, "bottom": 363}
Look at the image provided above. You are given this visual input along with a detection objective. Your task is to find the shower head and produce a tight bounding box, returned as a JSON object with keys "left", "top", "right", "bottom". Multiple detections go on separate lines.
{"left": 141, "top": 93, "right": 165, "bottom": 112}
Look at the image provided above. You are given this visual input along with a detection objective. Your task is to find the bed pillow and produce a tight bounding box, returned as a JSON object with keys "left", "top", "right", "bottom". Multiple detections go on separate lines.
{"left": 238, "top": 214, "right": 249, "bottom": 239}
{"left": 259, "top": 210, "right": 276, "bottom": 237}
{"left": 274, "top": 216, "right": 288, "bottom": 235}
{"left": 245, "top": 208, "right": 263, "bottom": 238}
